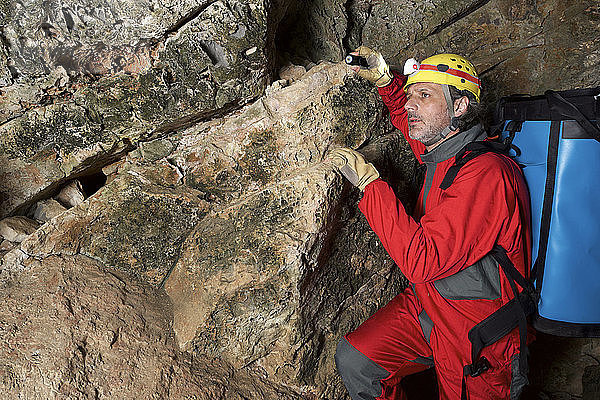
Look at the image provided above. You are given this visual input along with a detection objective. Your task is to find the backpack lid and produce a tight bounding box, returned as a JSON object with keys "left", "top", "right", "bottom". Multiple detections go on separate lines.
{"left": 498, "top": 87, "right": 600, "bottom": 122}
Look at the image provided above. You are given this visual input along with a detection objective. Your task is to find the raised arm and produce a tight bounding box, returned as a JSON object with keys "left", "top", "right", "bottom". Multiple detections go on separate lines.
{"left": 378, "top": 71, "right": 425, "bottom": 162}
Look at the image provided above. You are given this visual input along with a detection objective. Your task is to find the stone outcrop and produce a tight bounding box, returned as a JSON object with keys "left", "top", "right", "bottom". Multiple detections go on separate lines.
{"left": 1, "top": 0, "right": 599, "bottom": 398}
{"left": 0, "top": 0, "right": 291, "bottom": 219}
{"left": 0, "top": 252, "right": 303, "bottom": 399}
{"left": 0, "top": 216, "right": 39, "bottom": 243}
{"left": 1, "top": 62, "right": 414, "bottom": 398}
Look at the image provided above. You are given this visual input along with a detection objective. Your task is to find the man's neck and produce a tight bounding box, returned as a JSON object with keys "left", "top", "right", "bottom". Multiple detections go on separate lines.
{"left": 425, "top": 129, "right": 460, "bottom": 152}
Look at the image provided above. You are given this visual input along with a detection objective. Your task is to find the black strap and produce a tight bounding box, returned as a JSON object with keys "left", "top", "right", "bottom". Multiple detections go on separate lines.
{"left": 464, "top": 246, "right": 534, "bottom": 383}
{"left": 494, "top": 246, "right": 530, "bottom": 380}
{"left": 466, "top": 291, "right": 535, "bottom": 356}
{"left": 490, "top": 245, "right": 535, "bottom": 297}
{"left": 531, "top": 119, "right": 560, "bottom": 293}
{"left": 545, "top": 90, "right": 600, "bottom": 143}
{"left": 439, "top": 140, "right": 511, "bottom": 190}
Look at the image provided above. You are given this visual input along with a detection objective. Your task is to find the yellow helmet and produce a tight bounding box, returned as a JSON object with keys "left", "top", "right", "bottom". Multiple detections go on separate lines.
{"left": 404, "top": 54, "right": 481, "bottom": 102}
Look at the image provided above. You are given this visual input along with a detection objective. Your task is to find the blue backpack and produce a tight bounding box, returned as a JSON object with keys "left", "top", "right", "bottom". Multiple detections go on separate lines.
{"left": 440, "top": 87, "right": 600, "bottom": 381}
{"left": 499, "top": 87, "right": 600, "bottom": 337}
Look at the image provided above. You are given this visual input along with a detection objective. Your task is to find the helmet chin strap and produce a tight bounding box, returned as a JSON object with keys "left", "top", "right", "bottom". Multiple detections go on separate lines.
{"left": 422, "top": 84, "right": 460, "bottom": 147}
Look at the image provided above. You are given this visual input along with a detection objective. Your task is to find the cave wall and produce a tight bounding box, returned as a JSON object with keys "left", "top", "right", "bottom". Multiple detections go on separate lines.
{"left": 278, "top": 0, "right": 600, "bottom": 114}
{"left": 1, "top": 0, "right": 599, "bottom": 399}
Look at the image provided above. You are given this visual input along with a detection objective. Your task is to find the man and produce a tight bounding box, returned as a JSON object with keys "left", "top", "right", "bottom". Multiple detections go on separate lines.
{"left": 331, "top": 47, "right": 532, "bottom": 399}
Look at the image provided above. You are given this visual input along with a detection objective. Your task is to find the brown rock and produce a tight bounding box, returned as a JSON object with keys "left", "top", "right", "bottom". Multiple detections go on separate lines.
{"left": 55, "top": 180, "right": 85, "bottom": 208}
{"left": 0, "top": 216, "right": 39, "bottom": 243}
{"left": 0, "top": 252, "right": 304, "bottom": 399}
{"left": 9, "top": 62, "right": 410, "bottom": 398}
{"left": 279, "top": 63, "right": 307, "bottom": 82}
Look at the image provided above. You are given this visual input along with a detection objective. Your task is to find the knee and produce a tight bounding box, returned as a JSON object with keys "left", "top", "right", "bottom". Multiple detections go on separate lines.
{"left": 335, "top": 337, "right": 389, "bottom": 398}
{"left": 335, "top": 337, "right": 356, "bottom": 378}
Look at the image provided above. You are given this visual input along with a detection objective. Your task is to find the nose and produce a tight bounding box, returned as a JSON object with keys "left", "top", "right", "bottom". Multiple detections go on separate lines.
{"left": 404, "top": 96, "right": 417, "bottom": 112}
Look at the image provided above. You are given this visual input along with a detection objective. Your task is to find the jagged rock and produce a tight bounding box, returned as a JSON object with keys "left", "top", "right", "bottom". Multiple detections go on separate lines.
{"left": 0, "top": 252, "right": 304, "bottom": 399}
{"left": 0, "top": 40, "right": 11, "bottom": 87}
{"left": 139, "top": 139, "right": 175, "bottom": 163}
{"left": 0, "top": 216, "right": 39, "bottom": 243}
{"left": 55, "top": 180, "right": 86, "bottom": 209}
{"left": 0, "top": 240, "right": 13, "bottom": 257}
{"left": 10, "top": 62, "right": 413, "bottom": 398}
{"left": 0, "top": 0, "right": 293, "bottom": 219}
{"left": 31, "top": 199, "right": 68, "bottom": 223}
{"left": 2, "top": 0, "right": 599, "bottom": 398}
{"left": 21, "top": 163, "right": 210, "bottom": 288}
{"left": 279, "top": 63, "right": 307, "bottom": 82}
{"left": 162, "top": 62, "right": 411, "bottom": 397}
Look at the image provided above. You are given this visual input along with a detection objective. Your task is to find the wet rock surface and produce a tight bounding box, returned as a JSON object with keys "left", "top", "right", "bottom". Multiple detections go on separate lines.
{"left": 1, "top": 0, "right": 599, "bottom": 398}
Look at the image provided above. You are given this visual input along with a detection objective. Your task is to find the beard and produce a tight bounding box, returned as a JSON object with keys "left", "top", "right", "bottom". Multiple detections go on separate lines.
{"left": 407, "top": 110, "right": 450, "bottom": 146}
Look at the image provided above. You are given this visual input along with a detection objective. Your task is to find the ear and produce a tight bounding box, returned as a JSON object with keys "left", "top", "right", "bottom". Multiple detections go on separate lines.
{"left": 453, "top": 96, "right": 469, "bottom": 117}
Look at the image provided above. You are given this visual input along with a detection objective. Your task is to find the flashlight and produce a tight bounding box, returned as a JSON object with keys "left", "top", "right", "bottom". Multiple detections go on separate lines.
{"left": 345, "top": 54, "right": 369, "bottom": 68}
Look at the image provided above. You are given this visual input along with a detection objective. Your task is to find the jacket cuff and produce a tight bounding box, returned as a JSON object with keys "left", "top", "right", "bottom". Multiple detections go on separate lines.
{"left": 377, "top": 71, "right": 407, "bottom": 96}
{"left": 359, "top": 178, "right": 384, "bottom": 200}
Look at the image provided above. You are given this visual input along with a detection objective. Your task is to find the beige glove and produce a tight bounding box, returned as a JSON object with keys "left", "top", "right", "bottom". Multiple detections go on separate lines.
{"left": 329, "top": 148, "right": 380, "bottom": 191}
{"left": 353, "top": 46, "right": 393, "bottom": 87}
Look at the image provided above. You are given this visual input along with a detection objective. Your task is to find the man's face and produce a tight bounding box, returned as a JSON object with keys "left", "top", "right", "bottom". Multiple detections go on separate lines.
{"left": 404, "top": 82, "right": 451, "bottom": 146}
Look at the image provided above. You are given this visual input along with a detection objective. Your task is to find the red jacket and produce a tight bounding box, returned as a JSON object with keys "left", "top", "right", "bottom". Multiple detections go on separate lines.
{"left": 359, "top": 72, "right": 532, "bottom": 368}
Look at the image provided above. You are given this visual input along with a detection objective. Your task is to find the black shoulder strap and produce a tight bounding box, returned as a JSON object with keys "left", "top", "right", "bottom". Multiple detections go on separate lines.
{"left": 440, "top": 140, "right": 511, "bottom": 190}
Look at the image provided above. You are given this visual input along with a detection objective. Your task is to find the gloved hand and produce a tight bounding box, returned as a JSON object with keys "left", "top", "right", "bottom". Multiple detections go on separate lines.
{"left": 351, "top": 46, "right": 393, "bottom": 87}
{"left": 329, "top": 148, "right": 380, "bottom": 191}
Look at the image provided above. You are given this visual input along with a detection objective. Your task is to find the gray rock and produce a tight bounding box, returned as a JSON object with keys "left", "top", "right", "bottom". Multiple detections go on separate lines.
{"left": 32, "top": 199, "right": 68, "bottom": 223}
{"left": 0, "top": 41, "right": 12, "bottom": 87}
{"left": 0, "top": 0, "right": 292, "bottom": 219}
{"left": 0, "top": 216, "right": 39, "bottom": 243}
{"left": 140, "top": 139, "right": 175, "bottom": 163}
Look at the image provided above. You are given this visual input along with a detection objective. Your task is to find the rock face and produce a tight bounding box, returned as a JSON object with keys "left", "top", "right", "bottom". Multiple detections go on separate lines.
{"left": 2, "top": 62, "right": 413, "bottom": 398}
{"left": 0, "top": 216, "right": 39, "bottom": 243}
{"left": 0, "top": 252, "right": 303, "bottom": 399}
{"left": 0, "top": 0, "right": 290, "bottom": 219}
{"left": 1, "top": 0, "right": 600, "bottom": 399}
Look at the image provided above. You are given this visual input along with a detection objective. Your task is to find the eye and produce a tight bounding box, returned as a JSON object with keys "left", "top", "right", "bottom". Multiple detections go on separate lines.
{"left": 421, "top": 92, "right": 430, "bottom": 98}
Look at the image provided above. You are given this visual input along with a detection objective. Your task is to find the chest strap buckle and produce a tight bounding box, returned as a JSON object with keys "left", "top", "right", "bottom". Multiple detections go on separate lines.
{"left": 464, "top": 356, "right": 491, "bottom": 377}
